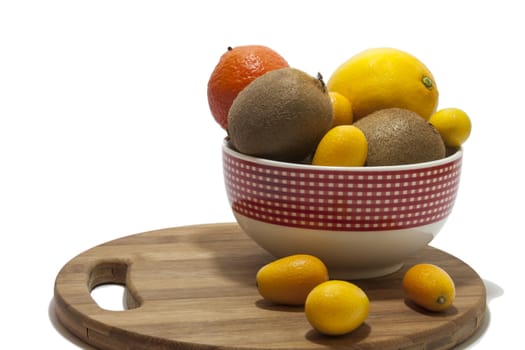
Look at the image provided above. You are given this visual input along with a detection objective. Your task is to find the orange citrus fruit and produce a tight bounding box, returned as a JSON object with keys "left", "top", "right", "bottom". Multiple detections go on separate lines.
{"left": 256, "top": 254, "right": 329, "bottom": 306}
{"left": 305, "top": 280, "right": 370, "bottom": 336}
{"left": 312, "top": 125, "right": 368, "bottom": 166}
{"left": 207, "top": 45, "right": 289, "bottom": 129}
{"left": 402, "top": 263, "right": 456, "bottom": 312}
{"left": 429, "top": 107, "right": 472, "bottom": 147}
{"left": 327, "top": 47, "right": 439, "bottom": 121}
{"left": 328, "top": 91, "right": 353, "bottom": 126}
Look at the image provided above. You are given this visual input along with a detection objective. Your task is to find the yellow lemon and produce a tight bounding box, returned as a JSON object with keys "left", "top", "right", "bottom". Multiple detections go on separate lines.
{"left": 312, "top": 125, "right": 368, "bottom": 166}
{"left": 428, "top": 108, "right": 472, "bottom": 148}
{"left": 402, "top": 263, "right": 455, "bottom": 312}
{"left": 327, "top": 47, "right": 439, "bottom": 121}
{"left": 256, "top": 254, "right": 329, "bottom": 306}
{"left": 305, "top": 280, "right": 370, "bottom": 336}
{"left": 328, "top": 91, "right": 353, "bottom": 126}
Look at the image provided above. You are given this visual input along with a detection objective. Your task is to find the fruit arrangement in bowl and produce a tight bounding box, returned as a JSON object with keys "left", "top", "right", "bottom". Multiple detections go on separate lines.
{"left": 208, "top": 45, "right": 471, "bottom": 280}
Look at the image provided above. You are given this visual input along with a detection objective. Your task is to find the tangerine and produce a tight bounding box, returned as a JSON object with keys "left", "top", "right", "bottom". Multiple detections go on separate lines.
{"left": 256, "top": 254, "right": 329, "bottom": 306}
{"left": 402, "top": 263, "right": 455, "bottom": 312}
{"left": 428, "top": 108, "right": 472, "bottom": 148}
{"left": 312, "top": 125, "right": 368, "bottom": 167}
{"left": 305, "top": 280, "right": 370, "bottom": 336}
{"left": 328, "top": 91, "right": 353, "bottom": 126}
{"left": 207, "top": 45, "right": 289, "bottom": 129}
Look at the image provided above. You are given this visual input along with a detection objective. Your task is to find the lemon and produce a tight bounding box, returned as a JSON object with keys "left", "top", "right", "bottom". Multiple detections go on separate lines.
{"left": 305, "top": 280, "right": 370, "bottom": 336}
{"left": 402, "top": 263, "right": 455, "bottom": 312}
{"left": 428, "top": 108, "right": 472, "bottom": 147}
{"left": 312, "top": 125, "right": 368, "bottom": 166}
{"left": 328, "top": 91, "right": 353, "bottom": 126}
{"left": 327, "top": 47, "right": 439, "bottom": 121}
{"left": 256, "top": 254, "right": 329, "bottom": 306}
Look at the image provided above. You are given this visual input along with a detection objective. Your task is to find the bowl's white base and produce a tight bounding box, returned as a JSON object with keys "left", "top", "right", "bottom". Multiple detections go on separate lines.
{"left": 233, "top": 212, "right": 446, "bottom": 280}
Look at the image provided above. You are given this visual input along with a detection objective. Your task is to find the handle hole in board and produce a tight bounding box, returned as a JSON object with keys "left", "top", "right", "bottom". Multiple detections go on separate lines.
{"left": 91, "top": 284, "right": 127, "bottom": 311}
{"left": 88, "top": 261, "right": 141, "bottom": 311}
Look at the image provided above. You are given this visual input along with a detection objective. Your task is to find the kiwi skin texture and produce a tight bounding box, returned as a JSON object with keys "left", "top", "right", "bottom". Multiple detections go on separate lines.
{"left": 227, "top": 67, "right": 333, "bottom": 162}
{"left": 353, "top": 108, "right": 446, "bottom": 166}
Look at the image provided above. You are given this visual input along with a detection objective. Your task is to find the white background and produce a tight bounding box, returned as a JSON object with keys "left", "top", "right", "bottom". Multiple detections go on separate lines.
{"left": 1, "top": 1, "right": 521, "bottom": 348}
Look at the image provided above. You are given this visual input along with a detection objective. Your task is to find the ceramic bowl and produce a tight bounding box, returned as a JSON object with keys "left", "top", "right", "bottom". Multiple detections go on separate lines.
{"left": 223, "top": 141, "right": 462, "bottom": 279}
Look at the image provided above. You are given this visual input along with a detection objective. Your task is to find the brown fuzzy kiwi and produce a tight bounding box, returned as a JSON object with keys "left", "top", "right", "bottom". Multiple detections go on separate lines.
{"left": 227, "top": 68, "right": 333, "bottom": 162}
{"left": 353, "top": 108, "right": 446, "bottom": 166}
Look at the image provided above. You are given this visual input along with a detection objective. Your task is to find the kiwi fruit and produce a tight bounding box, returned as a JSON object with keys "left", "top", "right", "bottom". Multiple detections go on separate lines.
{"left": 353, "top": 108, "right": 446, "bottom": 166}
{"left": 227, "top": 67, "right": 333, "bottom": 162}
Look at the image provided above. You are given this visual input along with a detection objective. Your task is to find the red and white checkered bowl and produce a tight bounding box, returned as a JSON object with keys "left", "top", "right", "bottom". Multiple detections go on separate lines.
{"left": 223, "top": 141, "right": 462, "bottom": 279}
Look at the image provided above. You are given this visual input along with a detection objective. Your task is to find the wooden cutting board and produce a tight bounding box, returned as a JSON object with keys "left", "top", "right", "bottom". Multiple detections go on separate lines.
{"left": 54, "top": 223, "right": 486, "bottom": 350}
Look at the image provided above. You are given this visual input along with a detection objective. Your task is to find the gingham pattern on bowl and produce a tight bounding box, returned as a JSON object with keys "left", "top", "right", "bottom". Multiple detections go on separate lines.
{"left": 223, "top": 151, "right": 462, "bottom": 231}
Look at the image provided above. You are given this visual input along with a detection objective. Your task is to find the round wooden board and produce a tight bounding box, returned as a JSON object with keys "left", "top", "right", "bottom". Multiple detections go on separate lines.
{"left": 54, "top": 223, "right": 486, "bottom": 350}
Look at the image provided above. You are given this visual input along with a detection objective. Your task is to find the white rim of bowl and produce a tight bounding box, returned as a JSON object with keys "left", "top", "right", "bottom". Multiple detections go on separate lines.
{"left": 222, "top": 140, "right": 462, "bottom": 172}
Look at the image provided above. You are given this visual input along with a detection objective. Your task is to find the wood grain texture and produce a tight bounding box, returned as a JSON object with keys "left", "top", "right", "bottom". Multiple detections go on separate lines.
{"left": 54, "top": 223, "right": 486, "bottom": 350}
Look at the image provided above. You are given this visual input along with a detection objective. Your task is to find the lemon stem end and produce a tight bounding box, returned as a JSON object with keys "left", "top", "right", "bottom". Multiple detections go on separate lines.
{"left": 422, "top": 76, "right": 433, "bottom": 89}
